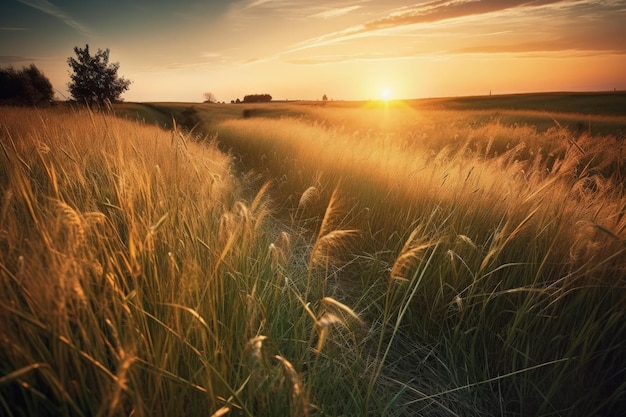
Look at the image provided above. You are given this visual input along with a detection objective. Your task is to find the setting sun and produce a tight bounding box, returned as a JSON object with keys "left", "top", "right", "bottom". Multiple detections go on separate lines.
{"left": 381, "top": 87, "right": 393, "bottom": 101}
{"left": 2, "top": 0, "right": 626, "bottom": 415}
{"left": 1, "top": 1, "right": 624, "bottom": 101}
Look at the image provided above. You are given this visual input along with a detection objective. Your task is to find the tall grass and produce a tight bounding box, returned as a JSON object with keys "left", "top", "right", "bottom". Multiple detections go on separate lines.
{"left": 2, "top": 102, "right": 625, "bottom": 416}
{"left": 214, "top": 104, "right": 626, "bottom": 415}
{"left": 0, "top": 107, "right": 370, "bottom": 416}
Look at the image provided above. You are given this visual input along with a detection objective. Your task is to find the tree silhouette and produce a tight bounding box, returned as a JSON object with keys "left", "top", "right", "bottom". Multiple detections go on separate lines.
{"left": 67, "top": 44, "right": 131, "bottom": 105}
{"left": 242, "top": 94, "right": 272, "bottom": 103}
{"left": 203, "top": 91, "right": 217, "bottom": 103}
{"left": 0, "top": 64, "right": 54, "bottom": 106}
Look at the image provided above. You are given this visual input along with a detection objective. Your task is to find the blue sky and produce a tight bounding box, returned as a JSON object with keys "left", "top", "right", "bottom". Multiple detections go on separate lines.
{"left": 2, "top": 0, "right": 625, "bottom": 102}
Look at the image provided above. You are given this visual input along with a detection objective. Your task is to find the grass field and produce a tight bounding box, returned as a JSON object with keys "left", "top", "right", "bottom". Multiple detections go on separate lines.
{"left": 2, "top": 92, "right": 626, "bottom": 416}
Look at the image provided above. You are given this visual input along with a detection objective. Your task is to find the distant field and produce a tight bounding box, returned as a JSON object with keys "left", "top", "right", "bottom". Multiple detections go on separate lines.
{"left": 413, "top": 91, "right": 626, "bottom": 115}
{"left": 2, "top": 92, "right": 625, "bottom": 416}
{"left": 115, "top": 91, "right": 626, "bottom": 137}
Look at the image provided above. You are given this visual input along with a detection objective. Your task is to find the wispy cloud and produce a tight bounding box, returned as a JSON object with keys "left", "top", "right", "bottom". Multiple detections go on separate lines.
{"left": 246, "top": 0, "right": 273, "bottom": 8}
{"left": 159, "top": 52, "right": 230, "bottom": 71}
{"left": 448, "top": 0, "right": 626, "bottom": 55}
{"left": 311, "top": 5, "right": 361, "bottom": 19}
{"left": 242, "top": 56, "right": 273, "bottom": 65}
{"left": 16, "top": 0, "right": 91, "bottom": 36}
{"left": 454, "top": 37, "right": 626, "bottom": 56}
{"left": 283, "top": 0, "right": 626, "bottom": 58}
{"left": 0, "top": 27, "right": 29, "bottom": 31}
{"left": 354, "top": 0, "right": 569, "bottom": 31}
{"left": 0, "top": 55, "right": 30, "bottom": 64}
{"left": 289, "top": 0, "right": 570, "bottom": 51}
{"left": 287, "top": 51, "right": 405, "bottom": 65}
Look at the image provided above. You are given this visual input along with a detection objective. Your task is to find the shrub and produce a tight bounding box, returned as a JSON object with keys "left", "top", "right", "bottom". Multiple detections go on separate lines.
{"left": 243, "top": 94, "right": 272, "bottom": 103}
{"left": 0, "top": 64, "right": 54, "bottom": 106}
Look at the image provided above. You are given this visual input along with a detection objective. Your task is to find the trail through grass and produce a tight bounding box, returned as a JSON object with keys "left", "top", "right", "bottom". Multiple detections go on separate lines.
{"left": 208, "top": 99, "right": 626, "bottom": 416}
{"left": 2, "top": 96, "right": 626, "bottom": 416}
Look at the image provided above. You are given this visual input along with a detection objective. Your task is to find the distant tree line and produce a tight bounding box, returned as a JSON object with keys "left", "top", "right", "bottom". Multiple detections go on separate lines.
{"left": 242, "top": 94, "right": 272, "bottom": 103}
{"left": 0, "top": 64, "right": 54, "bottom": 106}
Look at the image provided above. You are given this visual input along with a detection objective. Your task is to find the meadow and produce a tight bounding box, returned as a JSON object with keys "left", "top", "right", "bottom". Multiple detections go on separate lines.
{"left": 1, "top": 92, "right": 625, "bottom": 416}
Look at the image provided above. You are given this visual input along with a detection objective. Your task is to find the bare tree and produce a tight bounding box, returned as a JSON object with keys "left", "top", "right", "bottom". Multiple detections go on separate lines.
{"left": 203, "top": 91, "right": 217, "bottom": 103}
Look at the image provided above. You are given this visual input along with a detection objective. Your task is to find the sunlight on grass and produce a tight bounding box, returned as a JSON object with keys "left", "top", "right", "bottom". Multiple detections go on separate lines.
{"left": 214, "top": 102, "right": 626, "bottom": 415}
{"left": 2, "top": 101, "right": 625, "bottom": 416}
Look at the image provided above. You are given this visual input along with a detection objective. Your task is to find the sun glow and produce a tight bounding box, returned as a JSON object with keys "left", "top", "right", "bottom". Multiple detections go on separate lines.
{"left": 381, "top": 87, "right": 393, "bottom": 101}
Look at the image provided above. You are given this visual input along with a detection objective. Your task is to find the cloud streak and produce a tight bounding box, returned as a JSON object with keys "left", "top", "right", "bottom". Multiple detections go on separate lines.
{"left": 0, "top": 55, "right": 34, "bottom": 64}
{"left": 287, "top": 51, "right": 410, "bottom": 65}
{"left": 311, "top": 5, "right": 361, "bottom": 19}
{"left": 15, "top": 0, "right": 91, "bottom": 36}
{"left": 282, "top": 0, "right": 626, "bottom": 60}
{"left": 290, "top": 0, "right": 569, "bottom": 50}
{"left": 246, "top": 0, "right": 273, "bottom": 8}
{"left": 355, "top": 0, "right": 569, "bottom": 31}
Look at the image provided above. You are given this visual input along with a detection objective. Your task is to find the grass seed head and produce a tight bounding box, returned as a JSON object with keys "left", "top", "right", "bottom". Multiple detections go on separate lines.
{"left": 210, "top": 406, "right": 231, "bottom": 417}
{"left": 298, "top": 186, "right": 319, "bottom": 211}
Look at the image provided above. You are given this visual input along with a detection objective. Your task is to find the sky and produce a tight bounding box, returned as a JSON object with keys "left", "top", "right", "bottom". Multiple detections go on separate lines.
{"left": 1, "top": 0, "right": 625, "bottom": 102}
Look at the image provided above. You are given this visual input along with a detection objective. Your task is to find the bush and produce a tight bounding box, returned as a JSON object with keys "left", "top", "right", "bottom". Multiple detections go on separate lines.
{"left": 243, "top": 94, "right": 272, "bottom": 103}
{"left": 0, "top": 64, "right": 54, "bottom": 106}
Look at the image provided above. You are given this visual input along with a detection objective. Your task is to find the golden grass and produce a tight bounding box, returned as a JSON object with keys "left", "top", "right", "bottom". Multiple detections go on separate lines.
{"left": 212, "top": 102, "right": 626, "bottom": 415}
{"left": 1, "top": 107, "right": 306, "bottom": 415}
{"left": 3, "top": 101, "right": 626, "bottom": 416}
{"left": 217, "top": 107, "right": 626, "bottom": 263}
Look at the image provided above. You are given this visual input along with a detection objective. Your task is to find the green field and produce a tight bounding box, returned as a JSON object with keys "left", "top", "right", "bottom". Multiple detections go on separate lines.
{"left": 2, "top": 92, "right": 626, "bottom": 416}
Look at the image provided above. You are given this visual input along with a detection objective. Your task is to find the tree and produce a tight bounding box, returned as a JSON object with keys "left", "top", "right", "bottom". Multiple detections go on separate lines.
{"left": 242, "top": 94, "right": 272, "bottom": 103}
{"left": 21, "top": 65, "right": 55, "bottom": 105}
{"left": 0, "top": 64, "right": 54, "bottom": 106}
{"left": 203, "top": 91, "right": 217, "bottom": 103}
{"left": 322, "top": 94, "right": 328, "bottom": 101}
{"left": 67, "top": 44, "right": 131, "bottom": 105}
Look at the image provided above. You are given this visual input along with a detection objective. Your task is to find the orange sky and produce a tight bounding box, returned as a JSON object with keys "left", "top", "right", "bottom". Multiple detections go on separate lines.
{"left": 2, "top": 0, "right": 625, "bottom": 102}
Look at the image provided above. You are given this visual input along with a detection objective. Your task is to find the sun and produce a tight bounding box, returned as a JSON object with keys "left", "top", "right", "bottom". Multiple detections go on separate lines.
{"left": 380, "top": 87, "right": 393, "bottom": 101}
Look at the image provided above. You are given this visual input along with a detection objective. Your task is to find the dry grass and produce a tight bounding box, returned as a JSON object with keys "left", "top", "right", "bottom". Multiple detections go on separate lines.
{"left": 214, "top": 102, "right": 626, "bottom": 416}
{"left": 2, "top": 100, "right": 626, "bottom": 416}
{"left": 0, "top": 106, "right": 369, "bottom": 416}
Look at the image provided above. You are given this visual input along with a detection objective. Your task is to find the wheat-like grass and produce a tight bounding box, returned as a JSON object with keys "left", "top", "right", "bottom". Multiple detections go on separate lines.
{"left": 313, "top": 313, "right": 343, "bottom": 353}
{"left": 308, "top": 188, "right": 358, "bottom": 271}
{"left": 274, "top": 355, "right": 306, "bottom": 414}
{"left": 321, "top": 296, "right": 365, "bottom": 326}
{"left": 297, "top": 186, "right": 319, "bottom": 211}
{"left": 3, "top": 101, "right": 626, "bottom": 416}
{"left": 390, "top": 227, "right": 437, "bottom": 282}
{"left": 209, "top": 406, "right": 231, "bottom": 417}
{"left": 308, "top": 229, "right": 358, "bottom": 271}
